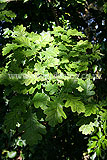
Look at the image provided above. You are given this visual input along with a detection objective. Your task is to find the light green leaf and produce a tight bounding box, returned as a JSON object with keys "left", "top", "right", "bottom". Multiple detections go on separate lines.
{"left": 61, "top": 35, "right": 68, "bottom": 41}
{"left": 96, "top": 147, "right": 101, "bottom": 156}
{"left": 88, "top": 141, "right": 97, "bottom": 149}
{"left": 78, "top": 79, "right": 95, "bottom": 96}
{"left": 14, "top": 36, "right": 32, "bottom": 48}
{"left": 97, "top": 127, "right": 103, "bottom": 138}
{"left": 43, "top": 57, "right": 59, "bottom": 68}
{"left": 58, "top": 44, "right": 68, "bottom": 51}
{"left": 34, "top": 62, "right": 46, "bottom": 74}
{"left": 76, "top": 86, "right": 84, "bottom": 92}
{"left": 2, "top": 43, "right": 22, "bottom": 56}
{"left": 73, "top": 40, "right": 92, "bottom": 51}
{"left": 103, "top": 2, "right": 107, "bottom": 13}
{"left": 79, "top": 122, "right": 95, "bottom": 135}
{"left": 0, "top": 0, "right": 6, "bottom": 3}
{"left": 45, "top": 82, "right": 58, "bottom": 95}
{"left": 0, "top": 10, "right": 16, "bottom": 22}
{"left": 67, "top": 29, "right": 86, "bottom": 37}
{"left": 0, "top": 3, "right": 7, "bottom": 10}
{"left": 24, "top": 0, "right": 29, "bottom": 2}
{"left": 69, "top": 62, "right": 78, "bottom": 69}
{"left": 41, "top": 46, "right": 59, "bottom": 59}
{"left": 13, "top": 25, "right": 26, "bottom": 37}
{"left": 103, "top": 121, "right": 107, "bottom": 135}
{"left": 36, "top": 32, "right": 53, "bottom": 47}
{"left": 29, "top": 87, "right": 36, "bottom": 94}
{"left": 24, "top": 72, "right": 37, "bottom": 86}
{"left": 69, "top": 51, "right": 79, "bottom": 57}
{"left": 22, "top": 49, "right": 36, "bottom": 57}
{"left": 7, "top": 151, "right": 17, "bottom": 159}
{"left": 60, "top": 57, "right": 69, "bottom": 64}
{"left": 65, "top": 96, "right": 85, "bottom": 113}
{"left": 53, "top": 26, "right": 64, "bottom": 32}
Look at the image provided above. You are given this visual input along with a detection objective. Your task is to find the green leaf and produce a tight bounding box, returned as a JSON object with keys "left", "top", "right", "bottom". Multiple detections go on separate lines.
{"left": 97, "top": 127, "right": 103, "bottom": 138}
{"left": 76, "top": 0, "right": 86, "bottom": 4}
{"left": 43, "top": 57, "right": 59, "bottom": 68}
{"left": 33, "top": 93, "right": 49, "bottom": 110}
{"left": 69, "top": 51, "right": 79, "bottom": 57}
{"left": 24, "top": 0, "right": 29, "bottom": 2}
{"left": 14, "top": 36, "right": 33, "bottom": 48}
{"left": 2, "top": 43, "right": 22, "bottom": 56}
{"left": 13, "top": 25, "right": 26, "bottom": 37}
{"left": 96, "top": 147, "right": 101, "bottom": 156}
{"left": 73, "top": 40, "right": 92, "bottom": 51}
{"left": 4, "top": 110, "right": 22, "bottom": 131}
{"left": 0, "top": 10, "right": 16, "bottom": 22}
{"left": 69, "top": 62, "right": 78, "bottom": 69}
{"left": 36, "top": 32, "right": 53, "bottom": 47}
{"left": 90, "top": 152, "right": 96, "bottom": 160}
{"left": 100, "top": 111, "right": 107, "bottom": 120}
{"left": 7, "top": 151, "right": 17, "bottom": 159}
{"left": 78, "top": 79, "right": 95, "bottom": 96}
{"left": 53, "top": 26, "right": 64, "bottom": 32}
{"left": 9, "top": 95, "right": 28, "bottom": 112}
{"left": 67, "top": 29, "right": 86, "bottom": 37}
{"left": 104, "top": 139, "right": 107, "bottom": 146}
{"left": 103, "top": 121, "right": 107, "bottom": 135}
{"left": 22, "top": 49, "right": 36, "bottom": 57}
{"left": 0, "top": 0, "right": 6, "bottom": 3}
{"left": 4, "top": 10, "right": 16, "bottom": 18}
{"left": 58, "top": 44, "right": 68, "bottom": 51}
{"left": 91, "top": 136, "right": 98, "bottom": 140}
{"left": 20, "top": 114, "right": 46, "bottom": 146}
{"left": 24, "top": 72, "right": 37, "bottom": 86}
{"left": 16, "top": 138, "right": 26, "bottom": 147}
{"left": 102, "top": 142, "right": 106, "bottom": 150}
{"left": 61, "top": 35, "right": 68, "bottom": 41}
{"left": 65, "top": 96, "right": 85, "bottom": 113}
{"left": 0, "top": 3, "right": 7, "bottom": 10}
{"left": 84, "top": 104, "right": 98, "bottom": 116}
{"left": 44, "top": 101, "right": 67, "bottom": 127}
{"left": 45, "top": 82, "right": 58, "bottom": 95}
{"left": 79, "top": 122, "right": 95, "bottom": 135}
{"left": 88, "top": 141, "right": 97, "bottom": 149}
{"left": 103, "top": 2, "right": 107, "bottom": 13}
{"left": 40, "top": 46, "right": 59, "bottom": 59}
{"left": 29, "top": 87, "right": 36, "bottom": 94}
{"left": 76, "top": 86, "right": 84, "bottom": 92}
{"left": 60, "top": 57, "right": 69, "bottom": 64}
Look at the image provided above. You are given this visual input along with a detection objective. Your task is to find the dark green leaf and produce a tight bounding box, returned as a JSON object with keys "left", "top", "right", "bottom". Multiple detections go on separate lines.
{"left": 20, "top": 114, "right": 46, "bottom": 146}
{"left": 44, "top": 101, "right": 67, "bottom": 127}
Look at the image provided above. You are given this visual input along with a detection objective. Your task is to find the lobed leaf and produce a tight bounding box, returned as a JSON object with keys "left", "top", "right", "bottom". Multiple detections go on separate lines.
{"left": 84, "top": 104, "right": 98, "bottom": 116}
{"left": 79, "top": 122, "right": 95, "bottom": 135}
{"left": 65, "top": 96, "right": 85, "bottom": 113}
{"left": 44, "top": 101, "right": 67, "bottom": 127}
{"left": 33, "top": 93, "right": 49, "bottom": 110}
{"left": 20, "top": 114, "right": 47, "bottom": 146}
{"left": 78, "top": 79, "right": 95, "bottom": 96}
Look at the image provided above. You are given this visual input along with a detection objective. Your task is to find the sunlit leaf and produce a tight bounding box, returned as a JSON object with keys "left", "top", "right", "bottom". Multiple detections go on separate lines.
{"left": 79, "top": 122, "right": 95, "bottom": 135}
{"left": 65, "top": 95, "right": 85, "bottom": 113}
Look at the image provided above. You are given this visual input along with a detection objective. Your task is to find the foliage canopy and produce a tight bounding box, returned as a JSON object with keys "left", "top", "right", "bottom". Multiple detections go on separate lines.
{"left": 0, "top": 0, "right": 107, "bottom": 160}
